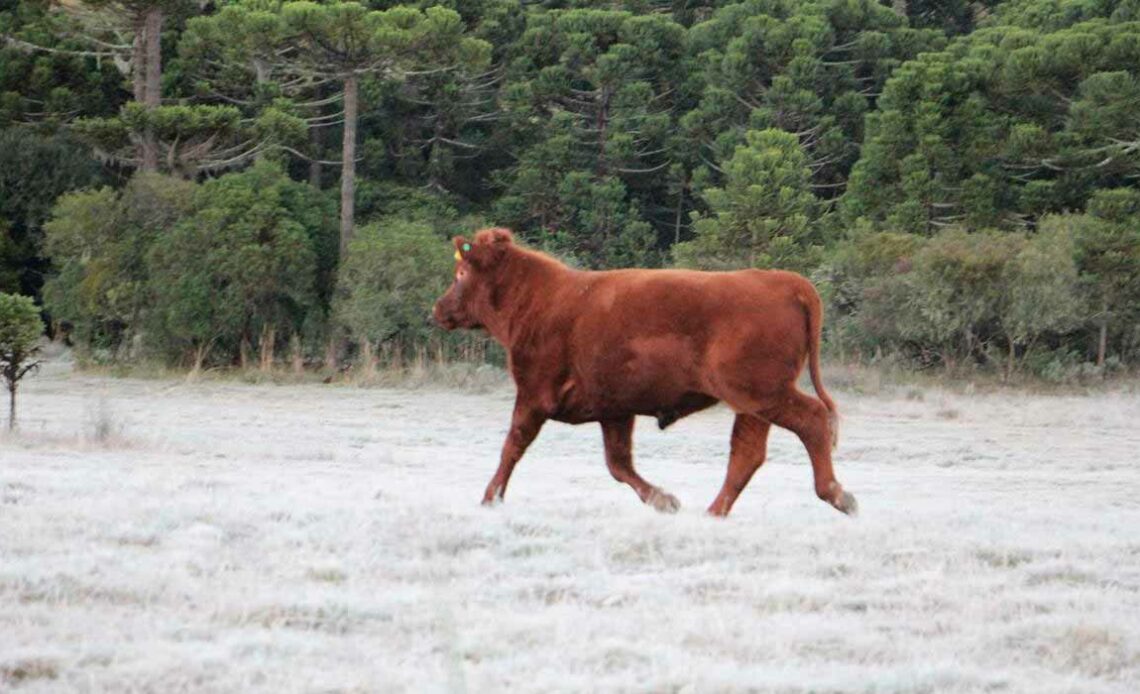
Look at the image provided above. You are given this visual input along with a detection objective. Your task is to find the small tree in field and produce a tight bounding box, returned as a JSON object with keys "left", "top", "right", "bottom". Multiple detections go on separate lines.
{"left": 0, "top": 293, "right": 43, "bottom": 430}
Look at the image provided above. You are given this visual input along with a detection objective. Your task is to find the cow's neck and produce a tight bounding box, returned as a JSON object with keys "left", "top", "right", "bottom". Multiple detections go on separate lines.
{"left": 482, "top": 248, "right": 570, "bottom": 348}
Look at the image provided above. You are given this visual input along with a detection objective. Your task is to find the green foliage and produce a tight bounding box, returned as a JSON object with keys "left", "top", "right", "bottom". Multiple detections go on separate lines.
{"left": 8, "top": 0, "right": 1140, "bottom": 375}
{"left": 493, "top": 7, "right": 684, "bottom": 267}
{"left": 0, "top": 291, "right": 44, "bottom": 429}
{"left": 0, "top": 128, "right": 103, "bottom": 296}
{"left": 682, "top": 0, "right": 943, "bottom": 207}
{"left": 986, "top": 0, "right": 1140, "bottom": 30}
{"left": 74, "top": 103, "right": 268, "bottom": 177}
{"left": 863, "top": 229, "right": 1024, "bottom": 366}
{"left": 333, "top": 218, "right": 451, "bottom": 348}
{"left": 674, "top": 129, "right": 822, "bottom": 272}
{"left": 43, "top": 174, "right": 196, "bottom": 354}
{"left": 0, "top": 292, "right": 41, "bottom": 363}
{"left": 42, "top": 162, "right": 332, "bottom": 366}
{"left": 0, "top": 0, "right": 124, "bottom": 127}
{"left": 1001, "top": 216, "right": 1084, "bottom": 351}
{"left": 844, "top": 16, "right": 1140, "bottom": 234}
{"left": 818, "top": 227, "right": 925, "bottom": 354}
{"left": 147, "top": 162, "right": 321, "bottom": 365}
{"left": 279, "top": 2, "right": 491, "bottom": 76}
{"left": 1074, "top": 189, "right": 1140, "bottom": 358}
{"left": 821, "top": 214, "right": 1134, "bottom": 372}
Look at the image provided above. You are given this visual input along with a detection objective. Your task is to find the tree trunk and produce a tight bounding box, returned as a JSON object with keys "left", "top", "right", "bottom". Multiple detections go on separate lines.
{"left": 253, "top": 59, "right": 270, "bottom": 163}
{"left": 139, "top": 6, "right": 163, "bottom": 172}
{"left": 193, "top": 345, "right": 206, "bottom": 373}
{"left": 360, "top": 338, "right": 375, "bottom": 378}
{"left": 1097, "top": 319, "right": 1108, "bottom": 368}
{"left": 1006, "top": 336, "right": 1016, "bottom": 382}
{"left": 673, "top": 184, "right": 684, "bottom": 246}
{"left": 340, "top": 75, "right": 358, "bottom": 261}
{"left": 325, "top": 335, "right": 339, "bottom": 372}
{"left": 8, "top": 382, "right": 16, "bottom": 431}
{"left": 189, "top": 340, "right": 212, "bottom": 378}
{"left": 595, "top": 85, "right": 610, "bottom": 177}
{"left": 308, "top": 123, "right": 322, "bottom": 189}
{"left": 240, "top": 333, "right": 251, "bottom": 370}
{"left": 259, "top": 323, "right": 276, "bottom": 372}
{"left": 132, "top": 15, "right": 146, "bottom": 104}
{"left": 290, "top": 332, "right": 304, "bottom": 374}
{"left": 144, "top": 8, "right": 161, "bottom": 109}
{"left": 428, "top": 114, "right": 445, "bottom": 191}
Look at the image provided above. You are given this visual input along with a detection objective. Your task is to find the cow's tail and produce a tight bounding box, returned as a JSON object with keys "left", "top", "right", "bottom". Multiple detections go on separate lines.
{"left": 802, "top": 284, "right": 838, "bottom": 449}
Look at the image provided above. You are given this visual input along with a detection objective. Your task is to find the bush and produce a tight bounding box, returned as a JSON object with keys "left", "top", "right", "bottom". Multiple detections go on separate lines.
{"left": 999, "top": 216, "right": 1084, "bottom": 374}
{"left": 147, "top": 162, "right": 323, "bottom": 370}
{"left": 333, "top": 218, "right": 455, "bottom": 364}
{"left": 823, "top": 228, "right": 1025, "bottom": 369}
{"left": 818, "top": 228, "right": 926, "bottom": 359}
{"left": 42, "top": 174, "right": 196, "bottom": 359}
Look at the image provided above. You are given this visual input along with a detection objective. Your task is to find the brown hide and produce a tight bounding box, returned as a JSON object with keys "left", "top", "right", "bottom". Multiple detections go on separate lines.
{"left": 433, "top": 228, "right": 855, "bottom": 518}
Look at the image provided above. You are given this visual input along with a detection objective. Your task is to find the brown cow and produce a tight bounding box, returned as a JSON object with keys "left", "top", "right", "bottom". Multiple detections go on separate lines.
{"left": 432, "top": 228, "right": 857, "bottom": 518}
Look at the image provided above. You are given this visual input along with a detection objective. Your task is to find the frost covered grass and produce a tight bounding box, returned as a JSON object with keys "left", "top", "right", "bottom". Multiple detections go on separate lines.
{"left": 2, "top": 367, "right": 1139, "bottom": 692}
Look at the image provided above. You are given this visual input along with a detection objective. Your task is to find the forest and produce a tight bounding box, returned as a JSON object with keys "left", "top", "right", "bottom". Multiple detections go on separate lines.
{"left": 2, "top": 0, "right": 1139, "bottom": 380}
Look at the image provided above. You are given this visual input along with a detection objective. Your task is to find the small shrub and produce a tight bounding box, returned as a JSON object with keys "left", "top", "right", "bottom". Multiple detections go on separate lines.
{"left": 0, "top": 293, "right": 44, "bottom": 430}
{"left": 85, "top": 398, "right": 124, "bottom": 444}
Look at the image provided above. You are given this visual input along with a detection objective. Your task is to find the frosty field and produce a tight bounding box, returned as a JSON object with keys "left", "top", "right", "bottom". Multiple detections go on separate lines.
{"left": 2, "top": 366, "right": 1139, "bottom": 693}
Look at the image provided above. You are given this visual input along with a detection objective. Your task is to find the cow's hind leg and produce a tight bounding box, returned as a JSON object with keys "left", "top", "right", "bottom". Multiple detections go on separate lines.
{"left": 708, "top": 414, "right": 771, "bottom": 517}
{"left": 766, "top": 390, "right": 857, "bottom": 516}
{"left": 601, "top": 417, "right": 679, "bottom": 513}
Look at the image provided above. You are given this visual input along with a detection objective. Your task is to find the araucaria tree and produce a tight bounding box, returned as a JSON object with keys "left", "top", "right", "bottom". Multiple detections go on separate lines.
{"left": 0, "top": 293, "right": 43, "bottom": 430}
{"left": 277, "top": 2, "right": 490, "bottom": 259}
{"left": 674, "top": 129, "right": 822, "bottom": 273}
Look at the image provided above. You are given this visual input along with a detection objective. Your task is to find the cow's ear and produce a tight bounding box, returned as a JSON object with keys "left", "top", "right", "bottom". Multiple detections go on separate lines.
{"left": 467, "top": 227, "right": 513, "bottom": 269}
{"left": 483, "top": 228, "right": 513, "bottom": 266}
{"left": 453, "top": 236, "right": 472, "bottom": 263}
{"left": 487, "top": 228, "right": 513, "bottom": 246}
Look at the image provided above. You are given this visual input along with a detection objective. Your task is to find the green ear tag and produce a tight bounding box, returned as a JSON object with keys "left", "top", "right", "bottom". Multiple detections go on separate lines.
{"left": 462, "top": 243, "right": 471, "bottom": 252}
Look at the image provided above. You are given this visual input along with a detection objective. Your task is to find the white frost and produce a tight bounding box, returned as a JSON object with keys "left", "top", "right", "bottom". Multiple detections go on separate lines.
{"left": 1, "top": 368, "right": 1138, "bottom": 692}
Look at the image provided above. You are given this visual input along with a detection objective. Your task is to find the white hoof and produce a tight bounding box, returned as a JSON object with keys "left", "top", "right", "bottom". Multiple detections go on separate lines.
{"left": 836, "top": 490, "right": 858, "bottom": 517}
{"left": 646, "top": 489, "right": 681, "bottom": 514}
{"left": 481, "top": 486, "right": 504, "bottom": 507}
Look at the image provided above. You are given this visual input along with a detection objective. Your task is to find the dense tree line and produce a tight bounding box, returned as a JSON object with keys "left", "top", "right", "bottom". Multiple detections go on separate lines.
{"left": 2, "top": 0, "right": 1138, "bottom": 378}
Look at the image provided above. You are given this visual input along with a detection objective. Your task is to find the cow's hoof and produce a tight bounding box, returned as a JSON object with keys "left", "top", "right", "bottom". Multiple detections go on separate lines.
{"left": 835, "top": 490, "right": 858, "bottom": 517}
{"left": 647, "top": 489, "right": 681, "bottom": 514}
{"left": 481, "top": 487, "right": 504, "bottom": 507}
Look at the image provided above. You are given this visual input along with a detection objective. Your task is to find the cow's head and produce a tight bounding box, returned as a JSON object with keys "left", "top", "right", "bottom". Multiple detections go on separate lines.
{"left": 432, "top": 228, "right": 514, "bottom": 331}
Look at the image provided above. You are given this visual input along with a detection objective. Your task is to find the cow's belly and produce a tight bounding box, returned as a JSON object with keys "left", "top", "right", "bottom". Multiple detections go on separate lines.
{"left": 551, "top": 386, "right": 716, "bottom": 425}
{"left": 552, "top": 336, "right": 711, "bottom": 423}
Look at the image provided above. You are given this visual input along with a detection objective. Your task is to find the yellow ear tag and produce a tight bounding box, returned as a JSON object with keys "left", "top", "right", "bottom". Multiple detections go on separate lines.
{"left": 454, "top": 249, "right": 462, "bottom": 262}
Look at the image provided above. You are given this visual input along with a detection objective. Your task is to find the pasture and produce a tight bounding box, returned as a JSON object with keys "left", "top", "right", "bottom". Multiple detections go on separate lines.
{"left": 2, "top": 366, "right": 1139, "bottom": 692}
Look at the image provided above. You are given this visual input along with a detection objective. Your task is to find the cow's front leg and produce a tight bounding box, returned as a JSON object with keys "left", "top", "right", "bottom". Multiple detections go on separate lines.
{"left": 601, "top": 417, "right": 680, "bottom": 513}
{"left": 483, "top": 404, "right": 546, "bottom": 506}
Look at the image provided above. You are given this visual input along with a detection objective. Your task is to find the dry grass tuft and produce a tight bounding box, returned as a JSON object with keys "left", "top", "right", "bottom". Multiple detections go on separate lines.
{"left": 1, "top": 658, "right": 59, "bottom": 685}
